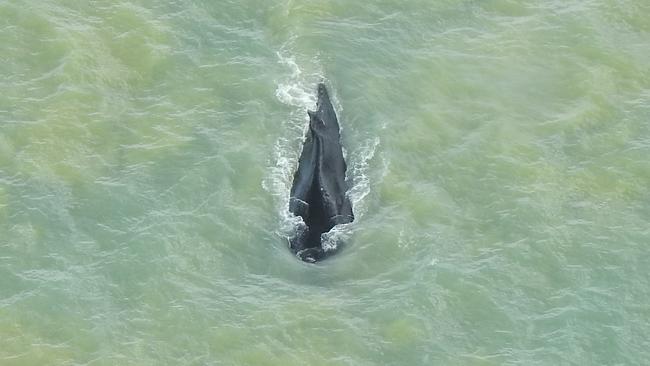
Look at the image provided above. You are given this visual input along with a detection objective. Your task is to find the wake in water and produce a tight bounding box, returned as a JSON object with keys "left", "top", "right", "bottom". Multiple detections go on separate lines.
{"left": 262, "top": 51, "right": 380, "bottom": 258}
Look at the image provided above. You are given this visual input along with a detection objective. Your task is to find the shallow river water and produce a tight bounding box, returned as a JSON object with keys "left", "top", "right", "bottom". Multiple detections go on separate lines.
{"left": 1, "top": 1, "right": 649, "bottom": 365}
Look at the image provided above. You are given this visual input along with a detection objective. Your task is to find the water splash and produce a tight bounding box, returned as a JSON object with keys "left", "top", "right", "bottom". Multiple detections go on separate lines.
{"left": 262, "top": 51, "right": 322, "bottom": 241}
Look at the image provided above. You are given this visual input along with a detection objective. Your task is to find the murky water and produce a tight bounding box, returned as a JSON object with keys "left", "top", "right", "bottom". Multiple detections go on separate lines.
{"left": 1, "top": 1, "right": 649, "bottom": 364}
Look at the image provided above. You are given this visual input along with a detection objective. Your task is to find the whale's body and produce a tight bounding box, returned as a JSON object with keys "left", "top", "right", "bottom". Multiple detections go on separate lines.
{"left": 288, "top": 83, "right": 354, "bottom": 262}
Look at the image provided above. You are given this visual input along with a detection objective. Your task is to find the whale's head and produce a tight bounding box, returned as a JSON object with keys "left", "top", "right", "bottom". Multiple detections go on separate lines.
{"left": 317, "top": 83, "right": 329, "bottom": 100}
{"left": 310, "top": 83, "right": 339, "bottom": 136}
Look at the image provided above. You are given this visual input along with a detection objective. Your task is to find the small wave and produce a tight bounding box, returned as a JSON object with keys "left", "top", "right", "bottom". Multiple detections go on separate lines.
{"left": 347, "top": 136, "right": 380, "bottom": 215}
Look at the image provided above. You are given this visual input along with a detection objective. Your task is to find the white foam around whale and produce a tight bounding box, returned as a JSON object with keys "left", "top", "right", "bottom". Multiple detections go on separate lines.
{"left": 263, "top": 51, "right": 381, "bottom": 255}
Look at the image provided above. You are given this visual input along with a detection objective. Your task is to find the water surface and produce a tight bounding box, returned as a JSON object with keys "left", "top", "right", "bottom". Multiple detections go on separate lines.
{"left": 1, "top": 1, "right": 649, "bottom": 365}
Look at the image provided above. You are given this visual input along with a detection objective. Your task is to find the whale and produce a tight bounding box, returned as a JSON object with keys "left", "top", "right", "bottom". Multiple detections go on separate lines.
{"left": 288, "top": 83, "right": 354, "bottom": 262}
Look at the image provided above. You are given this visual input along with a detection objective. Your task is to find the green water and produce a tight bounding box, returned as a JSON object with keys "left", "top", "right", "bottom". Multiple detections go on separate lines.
{"left": 1, "top": 0, "right": 649, "bottom": 364}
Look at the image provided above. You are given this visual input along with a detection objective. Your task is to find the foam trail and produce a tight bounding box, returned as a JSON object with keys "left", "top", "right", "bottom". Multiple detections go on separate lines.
{"left": 274, "top": 53, "right": 317, "bottom": 109}
{"left": 263, "top": 51, "right": 321, "bottom": 240}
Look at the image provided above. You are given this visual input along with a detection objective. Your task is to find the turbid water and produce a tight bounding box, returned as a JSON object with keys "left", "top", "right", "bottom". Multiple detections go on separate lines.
{"left": 1, "top": 1, "right": 649, "bottom": 365}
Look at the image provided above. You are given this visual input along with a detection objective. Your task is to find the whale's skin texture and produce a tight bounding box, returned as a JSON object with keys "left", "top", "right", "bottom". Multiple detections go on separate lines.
{"left": 288, "top": 83, "right": 354, "bottom": 262}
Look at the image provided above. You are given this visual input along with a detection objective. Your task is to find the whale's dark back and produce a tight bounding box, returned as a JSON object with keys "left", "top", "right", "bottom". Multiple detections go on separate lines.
{"left": 288, "top": 84, "right": 353, "bottom": 262}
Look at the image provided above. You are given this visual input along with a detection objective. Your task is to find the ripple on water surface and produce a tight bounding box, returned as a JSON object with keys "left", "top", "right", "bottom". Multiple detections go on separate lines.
{"left": 1, "top": 0, "right": 649, "bottom": 365}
